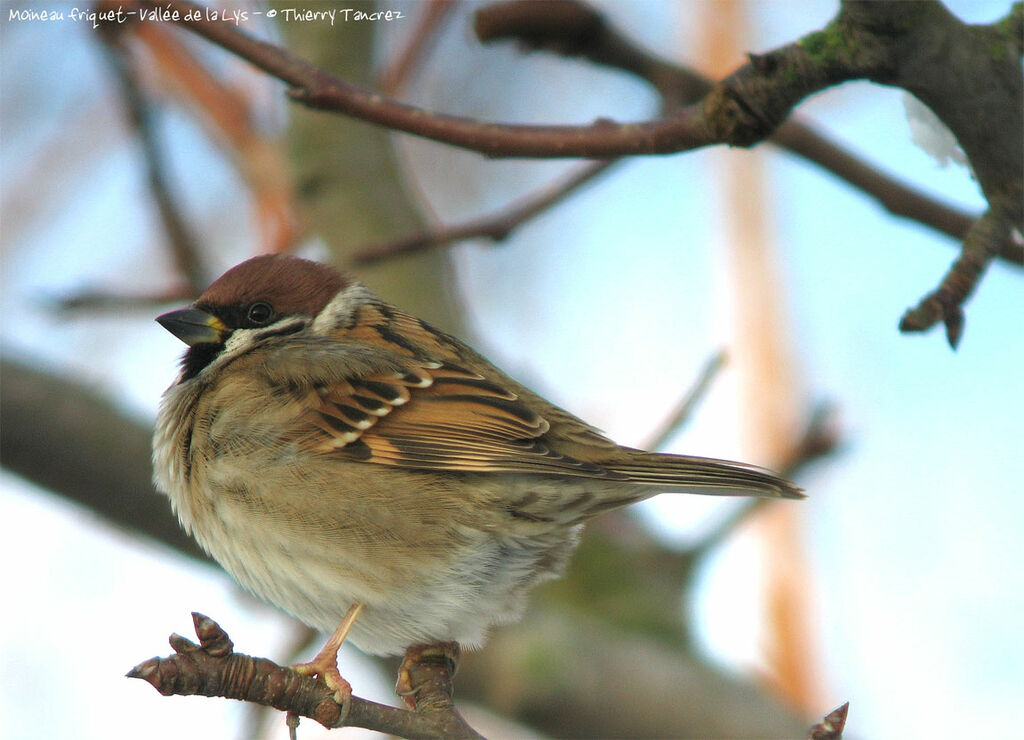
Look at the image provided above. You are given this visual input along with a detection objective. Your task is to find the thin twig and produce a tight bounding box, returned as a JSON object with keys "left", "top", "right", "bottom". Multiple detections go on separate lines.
{"left": 378, "top": 0, "right": 456, "bottom": 95}
{"left": 99, "top": 28, "right": 206, "bottom": 293}
{"left": 56, "top": 285, "right": 196, "bottom": 312}
{"left": 899, "top": 205, "right": 1013, "bottom": 348}
{"left": 689, "top": 401, "right": 841, "bottom": 562}
{"left": 643, "top": 351, "right": 728, "bottom": 451}
{"left": 353, "top": 158, "right": 616, "bottom": 263}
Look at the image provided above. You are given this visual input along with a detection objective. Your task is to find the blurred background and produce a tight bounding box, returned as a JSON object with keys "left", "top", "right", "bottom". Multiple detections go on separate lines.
{"left": 2, "top": 1, "right": 1021, "bottom": 738}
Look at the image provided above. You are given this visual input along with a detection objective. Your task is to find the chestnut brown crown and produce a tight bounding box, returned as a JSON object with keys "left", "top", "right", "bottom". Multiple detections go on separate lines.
{"left": 197, "top": 254, "right": 350, "bottom": 323}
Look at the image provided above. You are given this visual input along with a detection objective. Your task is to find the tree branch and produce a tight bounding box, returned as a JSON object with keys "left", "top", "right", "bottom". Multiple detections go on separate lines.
{"left": 128, "top": 613, "right": 483, "bottom": 739}
{"left": 360, "top": 0, "right": 1014, "bottom": 273}
{"left": 0, "top": 358, "right": 206, "bottom": 561}
{"left": 478, "top": 0, "right": 1023, "bottom": 345}
{"left": 132, "top": 0, "right": 857, "bottom": 158}
{"left": 899, "top": 204, "right": 1016, "bottom": 347}
{"left": 352, "top": 158, "right": 616, "bottom": 263}
{"left": 134, "top": 0, "right": 1021, "bottom": 344}
{"left": 643, "top": 350, "right": 728, "bottom": 451}
{"left": 357, "top": 0, "right": 993, "bottom": 266}
{"left": 99, "top": 24, "right": 207, "bottom": 294}
{"left": 475, "top": 0, "right": 1015, "bottom": 259}
{"left": 377, "top": 0, "right": 457, "bottom": 95}
{"left": 809, "top": 701, "right": 851, "bottom": 740}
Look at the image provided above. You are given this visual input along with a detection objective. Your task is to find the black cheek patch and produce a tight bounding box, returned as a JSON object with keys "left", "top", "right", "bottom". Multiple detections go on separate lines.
{"left": 180, "top": 343, "right": 223, "bottom": 382}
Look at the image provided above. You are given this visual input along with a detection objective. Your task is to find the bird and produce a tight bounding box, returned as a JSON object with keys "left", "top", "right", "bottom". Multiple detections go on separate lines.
{"left": 152, "top": 253, "right": 802, "bottom": 706}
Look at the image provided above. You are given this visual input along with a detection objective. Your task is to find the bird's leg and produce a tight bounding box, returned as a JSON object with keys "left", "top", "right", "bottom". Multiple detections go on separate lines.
{"left": 395, "top": 641, "right": 461, "bottom": 711}
{"left": 292, "top": 601, "right": 364, "bottom": 705}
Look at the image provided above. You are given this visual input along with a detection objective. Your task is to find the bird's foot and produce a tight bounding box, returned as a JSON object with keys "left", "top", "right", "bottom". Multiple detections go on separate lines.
{"left": 292, "top": 655, "right": 353, "bottom": 708}
{"left": 291, "top": 602, "right": 363, "bottom": 708}
{"left": 395, "top": 641, "right": 461, "bottom": 711}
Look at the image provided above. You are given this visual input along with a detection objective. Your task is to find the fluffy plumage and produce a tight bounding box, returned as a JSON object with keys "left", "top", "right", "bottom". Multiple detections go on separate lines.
{"left": 153, "top": 254, "right": 801, "bottom": 658}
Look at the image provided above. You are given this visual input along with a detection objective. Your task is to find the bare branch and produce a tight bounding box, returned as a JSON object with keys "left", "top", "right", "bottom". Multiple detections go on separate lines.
{"left": 643, "top": 350, "right": 728, "bottom": 451}
{"left": 809, "top": 701, "right": 851, "bottom": 740}
{"left": 128, "top": 613, "right": 484, "bottom": 739}
{"left": 56, "top": 285, "right": 196, "bottom": 312}
{"left": 363, "top": 0, "right": 1010, "bottom": 273}
{"left": 475, "top": 0, "right": 1024, "bottom": 342}
{"left": 0, "top": 358, "right": 206, "bottom": 562}
{"left": 364, "top": 1, "right": 988, "bottom": 266}
{"left": 689, "top": 401, "right": 842, "bottom": 563}
{"left": 133, "top": 0, "right": 858, "bottom": 158}
{"left": 899, "top": 205, "right": 1016, "bottom": 347}
{"left": 130, "top": 0, "right": 1021, "bottom": 343}
{"left": 770, "top": 121, "right": 982, "bottom": 248}
{"left": 99, "top": 26, "right": 206, "bottom": 293}
{"left": 377, "top": 0, "right": 457, "bottom": 95}
{"left": 474, "top": 0, "right": 1000, "bottom": 253}
{"left": 352, "top": 158, "right": 616, "bottom": 263}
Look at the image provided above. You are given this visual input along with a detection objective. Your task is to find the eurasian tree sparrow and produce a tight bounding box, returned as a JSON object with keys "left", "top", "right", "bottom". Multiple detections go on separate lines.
{"left": 153, "top": 254, "right": 801, "bottom": 703}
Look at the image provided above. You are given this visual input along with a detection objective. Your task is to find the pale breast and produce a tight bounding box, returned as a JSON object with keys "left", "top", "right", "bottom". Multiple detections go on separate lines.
{"left": 153, "top": 357, "right": 589, "bottom": 655}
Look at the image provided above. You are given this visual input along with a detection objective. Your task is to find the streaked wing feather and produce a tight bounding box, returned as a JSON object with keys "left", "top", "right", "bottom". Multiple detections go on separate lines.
{"left": 306, "top": 356, "right": 625, "bottom": 478}
{"left": 299, "top": 304, "right": 799, "bottom": 499}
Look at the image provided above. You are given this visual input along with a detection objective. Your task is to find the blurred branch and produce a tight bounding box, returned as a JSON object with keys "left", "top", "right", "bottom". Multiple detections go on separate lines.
{"left": 130, "top": 22, "right": 303, "bottom": 254}
{"left": 377, "top": 0, "right": 456, "bottom": 95}
{"left": 688, "top": 401, "right": 841, "bottom": 565}
{"left": 99, "top": 28, "right": 207, "bottom": 294}
{"left": 643, "top": 350, "right": 728, "bottom": 451}
{"left": 352, "top": 158, "right": 616, "bottom": 264}
{"left": 476, "top": 0, "right": 711, "bottom": 108}
{"left": 56, "top": 285, "right": 195, "bottom": 312}
{"left": 128, "top": 613, "right": 483, "bottom": 739}
{"left": 457, "top": 608, "right": 808, "bottom": 738}
{"left": 0, "top": 357, "right": 207, "bottom": 562}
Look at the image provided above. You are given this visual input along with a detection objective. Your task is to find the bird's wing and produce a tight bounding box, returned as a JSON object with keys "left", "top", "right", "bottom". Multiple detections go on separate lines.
{"left": 279, "top": 302, "right": 799, "bottom": 499}
{"left": 306, "top": 358, "right": 623, "bottom": 478}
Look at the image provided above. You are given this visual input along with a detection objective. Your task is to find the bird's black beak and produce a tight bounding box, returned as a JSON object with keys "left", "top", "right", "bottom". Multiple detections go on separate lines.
{"left": 156, "top": 307, "right": 228, "bottom": 347}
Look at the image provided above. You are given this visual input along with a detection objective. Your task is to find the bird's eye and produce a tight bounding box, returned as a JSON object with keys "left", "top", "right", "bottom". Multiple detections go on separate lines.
{"left": 246, "top": 302, "right": 274, "bottom": 325}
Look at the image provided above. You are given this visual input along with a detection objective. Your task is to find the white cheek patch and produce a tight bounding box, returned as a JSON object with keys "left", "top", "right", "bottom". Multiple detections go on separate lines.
{"left": 312, "top": 284, "right": 377, "bottom": 334}
{"left": 223, "top": 328, "right": 258, "bottom": 356}
{"left": 222, "top": 319, "right": 308, "bottom": 357}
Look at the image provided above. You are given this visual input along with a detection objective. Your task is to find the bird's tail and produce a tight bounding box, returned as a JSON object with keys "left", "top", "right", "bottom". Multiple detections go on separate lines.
{"left": 608, "top": 450, "right": 803, "bottom": 500}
